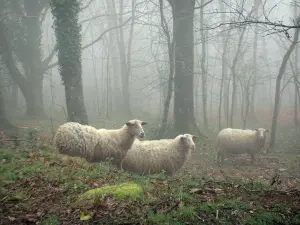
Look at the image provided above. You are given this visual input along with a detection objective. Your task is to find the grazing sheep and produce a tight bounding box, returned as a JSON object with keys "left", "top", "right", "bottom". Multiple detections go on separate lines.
{"left": 122, "top": 133, "right": 197, "bottom": 176}
{"left": 53, "top": 119, "right": 147, "bottom": 169}
{"left": 216, "top": 128, "right": 269, "bottom": 166}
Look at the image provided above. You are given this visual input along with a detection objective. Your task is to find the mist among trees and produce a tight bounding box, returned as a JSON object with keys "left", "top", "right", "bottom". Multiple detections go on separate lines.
{"left": 0, "top": 0, "right": 300, "bottom": 223}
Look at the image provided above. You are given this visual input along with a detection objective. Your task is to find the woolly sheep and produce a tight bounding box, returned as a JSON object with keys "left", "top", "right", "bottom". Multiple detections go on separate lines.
{"left": 216, "top": 128, "right": 269, "bottom": 166}
{"left": 53, "top": 119, "right": 148, "bottom": 169}
{"left": 122, "top": 133, "right": 197, "bottom": 176}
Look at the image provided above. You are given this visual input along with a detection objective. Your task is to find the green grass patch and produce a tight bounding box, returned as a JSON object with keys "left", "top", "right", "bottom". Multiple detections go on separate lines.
{"left": 245, "top": 211, "right": 285, "bottom": 225}
{"left": 41, "top": 215, "right": 60, "bottom": 225}
{"left": 0, "top": 142, "right": 298, "bottom": 224}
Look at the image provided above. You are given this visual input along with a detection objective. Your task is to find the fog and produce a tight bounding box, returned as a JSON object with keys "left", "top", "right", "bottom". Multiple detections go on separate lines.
{"left": 0, "top": 0, "right": 300, "bottom": 223}
{"left": 36, "top": 0, "right": 298, "bottom": 129}
{"left": 0, "top": 0, "right": 299, "bottom": 149}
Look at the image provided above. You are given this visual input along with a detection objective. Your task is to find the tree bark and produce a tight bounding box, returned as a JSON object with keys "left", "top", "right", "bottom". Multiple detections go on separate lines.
{"left": 158, "top": 0, "right": 174, "bottom": 137}
{"left": 229, "top": 27, "right": 247, "bottom": 127}
{"left": 0, "top": 64, "right": 14, "bottom": 130}
{"left": 270, "top": 27, "right": 300, "bottom": 150}
{"left": 50, "top": 0, "right": 88, "bottom": 125}
{"left": 200, "top": 0, "right": 208, "bottom": 129}
{"left": 10, "top": 83, "right": 18, "bottom": 110}
{"left": 169, "top": 0, "right": 197, "bottom": 134}
{"left": 249, "top": 0, "right": 262, "bottom": 121}
{"left": 218, "top": 0, "right": 231, "bottom": 128}
{"left": 294, "top": 6, "right": 299, "bottom": 127}
{"left": 218, "top": 0, "right": 231, "bottom": 130}
{"left": 0, "top": 1, "right": 47, "bottom": 118}
{"left": 112, "top": 0, "right": 133, "bottom": 118}
{"left": 106, "top": 0, "right": 122, "bottom": 114}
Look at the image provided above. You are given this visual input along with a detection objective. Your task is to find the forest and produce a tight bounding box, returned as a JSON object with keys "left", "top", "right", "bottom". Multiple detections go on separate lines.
{"left": 0, "top": 0, "right": 300, "bottom": 224}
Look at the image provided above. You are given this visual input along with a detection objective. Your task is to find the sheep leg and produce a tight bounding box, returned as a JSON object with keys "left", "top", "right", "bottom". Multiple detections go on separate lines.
{"left": 217, "top": 150, "right": 224, "bottom": 167}
{"left": 221, "top": 153, "right": 224, "bottom": 167}
{"left": 250, "top": 153, "right": 255, "bottom": 165}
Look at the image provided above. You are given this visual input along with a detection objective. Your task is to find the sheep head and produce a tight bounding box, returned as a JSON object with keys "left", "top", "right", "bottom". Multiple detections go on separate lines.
{"left": 255, "top": 128, "right": 269, "bottom": 141}
{"left": 180, "top": 134, "right": 197, "bottom": 152}
{"left": 125, "top": 119, "right": 148, "bottom": 138}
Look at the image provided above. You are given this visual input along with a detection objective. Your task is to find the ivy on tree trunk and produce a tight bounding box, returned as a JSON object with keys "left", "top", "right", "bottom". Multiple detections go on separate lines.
{"left": 50, "top": 0, "right": 88, "bottom": 125}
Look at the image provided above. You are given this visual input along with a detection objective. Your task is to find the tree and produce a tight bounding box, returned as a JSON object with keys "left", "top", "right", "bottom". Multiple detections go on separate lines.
{"left": 199, "top": 0, "right": 208, "bottom": 129}
{"left": 0, "top": 0, "right": 52, "bottom": 118}
{"left": 218, "top": 0, "right": 231, "bottom": 130}
{"left": 50, "top": 0, "right": 88, "bottom": 124}
{"left": 167, "top": 0, "right": 198, "bottom": 134}
{"left": 108, "top": 0, "right": 136, "bottom": 118}
{"left": 270, "top": 24, "right": 300, "bottom": 150}
{"left": 249, "top": 0, "right": 262, "bottom": 122}
{"left": 157, "top": 0, "right": 175, "bottom": 137}
{"left": 0, "top": 59, "right": 15, "bottom": 130}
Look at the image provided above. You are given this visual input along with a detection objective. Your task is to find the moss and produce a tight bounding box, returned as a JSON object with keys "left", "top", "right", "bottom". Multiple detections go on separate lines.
{"left": 75, "top": 182, "right": 143, "bottom": 207}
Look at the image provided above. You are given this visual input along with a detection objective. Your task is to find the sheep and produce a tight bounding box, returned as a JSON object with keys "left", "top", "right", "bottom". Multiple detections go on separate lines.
{"left": 216, "top": 128, "right": 269, "bottom": 166}
{"left": 53, "top": 119, "right": 147, "bottom": 169}
{"left": 122, "top": 133, "right": 197, "bottom": 176}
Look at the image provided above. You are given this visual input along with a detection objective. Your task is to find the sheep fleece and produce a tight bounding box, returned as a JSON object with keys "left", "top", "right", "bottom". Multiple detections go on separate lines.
{"left": 217, "top": 128, "right": 266, "bottom": 154}
{"left": 53, "top": 122, "right": 132, "bottom": 165}
{"left": 122, "top": 135, "right": 194, "bottom": 175}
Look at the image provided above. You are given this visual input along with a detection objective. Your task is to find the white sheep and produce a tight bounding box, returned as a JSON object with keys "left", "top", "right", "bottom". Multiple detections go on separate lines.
{"left": 216, "top": 128, "right": 269, "bottom": 166}
{"left": 122, "top": 133, "right": 197, "bottom": 176}
{"left": 53, "top": 119, "right": 147, "bottom": 169}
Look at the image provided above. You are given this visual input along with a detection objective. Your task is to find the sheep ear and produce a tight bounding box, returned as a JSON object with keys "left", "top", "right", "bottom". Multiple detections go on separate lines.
{"left": 255, "top": 128, "right": 259, "bottom": 131}
{"left": 265, "top": 129, "right": 269, "bottom": 132}
{"left": 192, "top": 135, "right": 197, "bottom": 141}
{"left": 141, "top": 121, "right": 148, "bottom": 125}
{"left": 126, "top": 122, "right": 133, "bottom": 126}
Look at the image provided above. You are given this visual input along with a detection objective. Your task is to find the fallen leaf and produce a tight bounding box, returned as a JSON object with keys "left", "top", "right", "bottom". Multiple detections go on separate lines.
{"left": 190, "top": 188, "right": 202, "bottom": 194}
{"left": 8, "top": 216, "right": 16, "bottom": 221}
{"left": 80, "top": 210, "right": 94, "bottom": 221}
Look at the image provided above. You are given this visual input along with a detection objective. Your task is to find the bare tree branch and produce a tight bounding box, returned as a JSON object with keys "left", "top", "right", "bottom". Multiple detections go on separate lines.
{"left": 80, "top": 0, "right": 95, "bottom": 11}
{"left": 45, "top": 17, "right": 131, "bottom": 70}
{"left": 194, "top": 0, "right": 214, "bottom": 10}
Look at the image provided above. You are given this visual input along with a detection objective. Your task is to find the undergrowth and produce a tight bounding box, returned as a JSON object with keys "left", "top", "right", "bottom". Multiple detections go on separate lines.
{"left": 0, "top": 147, "right": 299, "bottom": 225}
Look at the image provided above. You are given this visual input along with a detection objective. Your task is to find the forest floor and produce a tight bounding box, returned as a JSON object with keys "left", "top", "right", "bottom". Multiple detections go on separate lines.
{"left": 0, "top": 120, "right": 300, "bottom": 225}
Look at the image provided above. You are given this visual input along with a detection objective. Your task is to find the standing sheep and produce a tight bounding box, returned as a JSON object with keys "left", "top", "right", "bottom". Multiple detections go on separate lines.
{"left": 216, "top": 128, "right": 269, "bottom": 166}
{"left": 122, "top": 133, "right": 197, "bottom": 176}
{"left": 53, "top": 119, "right": 147, "bottom": 169}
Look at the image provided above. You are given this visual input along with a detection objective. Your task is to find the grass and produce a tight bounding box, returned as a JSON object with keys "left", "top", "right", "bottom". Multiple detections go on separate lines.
{"left": 0, "top": 120, "right": 299, "bottom": 224}
{"left": 0, "top": 147, "right": 299, "bottom": 225}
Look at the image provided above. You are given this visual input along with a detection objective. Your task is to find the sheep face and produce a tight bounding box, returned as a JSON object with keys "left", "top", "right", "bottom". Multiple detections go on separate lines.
{"left": 125, "top": 119, "right": 147, "bottom": 138}
{"left": 180, "top": 134, "right": 197, "bottom": 152}
{"left": 255, "top": 128, "right": 269, "bottom": 142}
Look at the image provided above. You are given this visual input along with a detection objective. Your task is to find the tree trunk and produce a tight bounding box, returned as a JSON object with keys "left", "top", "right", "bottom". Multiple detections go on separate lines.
{"left": 294, "top": 67, "right": 299, "bottom": 127}
{"left": 0, "top": 1, "right": 47, "bottom": 118}
{"left": 158, "top": 0, "right": 174, "bottom": 137}
{"left": 22, "top": 0, "right": 46, "bottom": 118}
{"left": 270, "top": 27, "right": 300, "bottom": 150}
{"left": 0, "top": 64, "right": 14, "bottom": 129}
{"left": 249, "top": 0, "right": 262, "bottom": 121}
{"left": 170, "top": 0, "right": 197, "bottom": 134}
{"left": 114, "top": 0, "right": 132, "bottom": 118}
{"left": 218, "top": 0, "right": 231, "bottom": 128}
{"left": 11, "top": 83, "right": 18, "bottom": 109}
{"left": 230, "top": 27, "right": 247, "bottom": 127}
{"left": 106, "top": 0, "right": 122, "bottom": 115}
{"left": 294, "top": 7, "right": 299, "bottom": 127}
{"left": 200, "top": 0, "right": 208, "bottom": 129}
{"left": 50, "top": 0, "right": 88, "bottom": 125}
{"left": 24, "top": 78, "right": 45, "bottom": 117}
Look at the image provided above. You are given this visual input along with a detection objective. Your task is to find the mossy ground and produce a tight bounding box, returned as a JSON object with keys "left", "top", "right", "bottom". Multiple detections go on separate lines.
{"left": 0, "top": 119, "right": 299, "bottom": 224}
